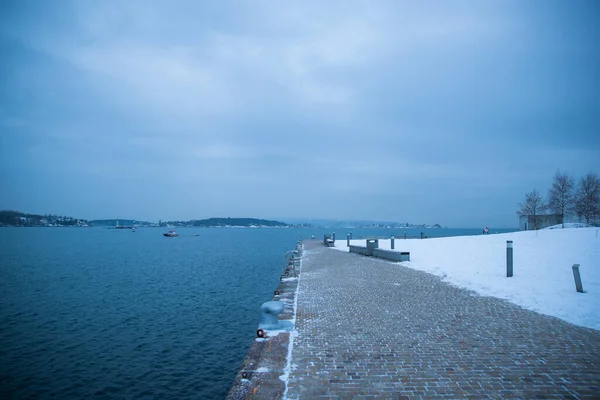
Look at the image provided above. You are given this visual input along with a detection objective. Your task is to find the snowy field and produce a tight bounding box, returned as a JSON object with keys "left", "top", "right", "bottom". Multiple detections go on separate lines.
{"left": 333, "top": 227, "right": 600, "bottom": 331}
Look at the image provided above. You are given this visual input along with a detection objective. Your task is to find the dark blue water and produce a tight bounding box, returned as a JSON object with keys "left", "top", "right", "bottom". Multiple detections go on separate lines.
{"left": 0, "top": 226, "right": 513, "bottom": 399}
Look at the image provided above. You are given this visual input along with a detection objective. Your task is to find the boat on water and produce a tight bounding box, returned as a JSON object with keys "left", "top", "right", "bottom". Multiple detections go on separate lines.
{"left": 163, "top": 229, "right": 179, "bottom": 237}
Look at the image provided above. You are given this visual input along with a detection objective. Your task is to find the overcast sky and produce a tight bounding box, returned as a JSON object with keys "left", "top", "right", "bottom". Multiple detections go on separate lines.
{"left": 1, "top": 1, "right": 598, "bottom": 227}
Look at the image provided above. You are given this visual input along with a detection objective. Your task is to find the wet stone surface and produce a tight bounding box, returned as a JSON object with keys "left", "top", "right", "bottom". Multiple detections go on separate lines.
{"left": 286, "top": 240, "right": 600, "bottom": 399}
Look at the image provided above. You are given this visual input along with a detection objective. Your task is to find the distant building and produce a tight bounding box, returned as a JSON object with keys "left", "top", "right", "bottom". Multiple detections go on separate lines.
{"left": 519, "top": 214, "right": 563, "bottom": 231}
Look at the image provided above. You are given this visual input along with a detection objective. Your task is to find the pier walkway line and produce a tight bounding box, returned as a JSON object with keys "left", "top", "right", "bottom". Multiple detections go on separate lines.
{"left": 286, "top": 240, "right": 600, "bottom": 399}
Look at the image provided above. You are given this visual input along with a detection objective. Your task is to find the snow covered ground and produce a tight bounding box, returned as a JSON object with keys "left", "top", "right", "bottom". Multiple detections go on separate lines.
{"left": 333, "top": 227, "right": 600, "bottom": 331}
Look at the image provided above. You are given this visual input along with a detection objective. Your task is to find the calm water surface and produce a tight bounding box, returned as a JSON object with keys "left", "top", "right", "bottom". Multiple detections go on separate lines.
{"left": 0, "top": 226, "right": 512, "bottom": 399}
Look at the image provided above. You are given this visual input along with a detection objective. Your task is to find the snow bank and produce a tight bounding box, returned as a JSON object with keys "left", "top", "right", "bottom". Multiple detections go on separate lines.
{"left": 334, "top": 228, "right": 600, "bottom": 331}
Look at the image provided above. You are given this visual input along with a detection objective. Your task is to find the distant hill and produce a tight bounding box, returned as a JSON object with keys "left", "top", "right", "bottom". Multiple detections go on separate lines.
{"left": 281, "top": 218, "right": 444, "bottom": 228}
{"left": 0, "top": 210, "right": 88, "bottom": 226}
{"left": 196, "top": 217, "right": 287, "bottom": 227}
{"left": 162, "top": 217, "right": 288, "bottom": 227}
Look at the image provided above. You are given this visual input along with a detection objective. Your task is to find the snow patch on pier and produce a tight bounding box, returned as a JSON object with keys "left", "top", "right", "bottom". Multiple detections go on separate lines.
{"left": 280, "top": 244, "right": 303, "bottom": 399}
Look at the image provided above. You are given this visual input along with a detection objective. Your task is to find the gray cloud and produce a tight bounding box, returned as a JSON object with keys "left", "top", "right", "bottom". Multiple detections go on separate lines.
{"left": 1, "top": 0, "right": 599, "bottom": 226}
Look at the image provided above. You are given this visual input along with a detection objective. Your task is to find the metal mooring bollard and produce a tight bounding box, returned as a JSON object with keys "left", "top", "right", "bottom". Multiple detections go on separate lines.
{"left": 391, "top": 235, "right": 395, "bottom": 250}
{"left": 506, "top": 240, "right": 513, "bottom": 277}
{"left": 258, "top": 301, "right": 285, "bottom": 330}
{"left": 347, "top": 233, "right": 350, "bottom": 247}
{"left": 332, "top": 232, "right": 335, "bottom": 242}
{"left": 572, "top": 264, "right": 584, "bottom": 293}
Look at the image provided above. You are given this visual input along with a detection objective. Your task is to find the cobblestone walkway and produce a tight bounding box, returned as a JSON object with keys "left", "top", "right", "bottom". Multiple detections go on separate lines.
{"left": 286, "top": 241, "right": 600, "bottom": 399}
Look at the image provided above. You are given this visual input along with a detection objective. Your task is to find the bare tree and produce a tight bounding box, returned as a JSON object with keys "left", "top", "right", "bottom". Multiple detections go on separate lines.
{"left": 574, "top": 172, "right": 600, "bottom": 226}
{"left": 546, "top": 170, "right": 575, "bottom": 228}
{"left": 517, "top": 189, "right": 545, "bottom": 230}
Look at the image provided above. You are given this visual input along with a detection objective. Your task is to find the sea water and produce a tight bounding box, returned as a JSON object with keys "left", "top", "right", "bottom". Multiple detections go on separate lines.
{"left": 0, "top": 226, "right": 513, "bottom": 399}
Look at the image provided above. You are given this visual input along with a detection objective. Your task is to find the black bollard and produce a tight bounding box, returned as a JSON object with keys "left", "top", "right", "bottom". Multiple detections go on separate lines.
{"left": 572, "top": 264, "right": 584, "bottom": 293}
{"left": 506, "top": 241, "right": 513, "bottom": 277}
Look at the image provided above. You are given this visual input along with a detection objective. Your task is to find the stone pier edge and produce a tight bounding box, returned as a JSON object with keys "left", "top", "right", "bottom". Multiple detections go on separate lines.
{"left": 226, "top": 244, "right": 303, "bottom": 400}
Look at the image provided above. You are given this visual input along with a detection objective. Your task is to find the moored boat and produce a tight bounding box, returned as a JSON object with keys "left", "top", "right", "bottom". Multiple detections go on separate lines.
{"left": 163, "top": 229, "right": 179, "bottom": 237}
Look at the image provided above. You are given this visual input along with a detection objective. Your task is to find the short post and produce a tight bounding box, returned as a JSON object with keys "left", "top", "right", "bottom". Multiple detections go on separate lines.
{"left": 347, "top": 233, "right": 350, "bottom": 247}
{"left": 572, "top": 264, "right": 584, "bottom": 293}
{"left": 332, "top": 232, "right": 335, "bottom": 242}
{"left": 404, "top": 230, "right": 407, "bottom": 239}
{"left": 391, "top": 235, "right": 395, "bottom": 249}
{"left": 506, "top": 240, "right": 513, "bottom": 277}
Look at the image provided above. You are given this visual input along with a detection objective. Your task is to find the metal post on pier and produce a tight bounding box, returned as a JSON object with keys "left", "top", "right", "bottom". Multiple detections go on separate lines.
{"left": 572, "top": 264, "right": 584, "bottom": 293}
{"left": 506, "top": 240, "right": 513, "bottom": 277}
{"left": 332, "top": 232, "right": 335, "bottom": 242}
{"left": 391, "top": 235, "right": 395, "bottom": 250}
{"left": 347, "top": 233, "right": 350, "bottom": 247}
